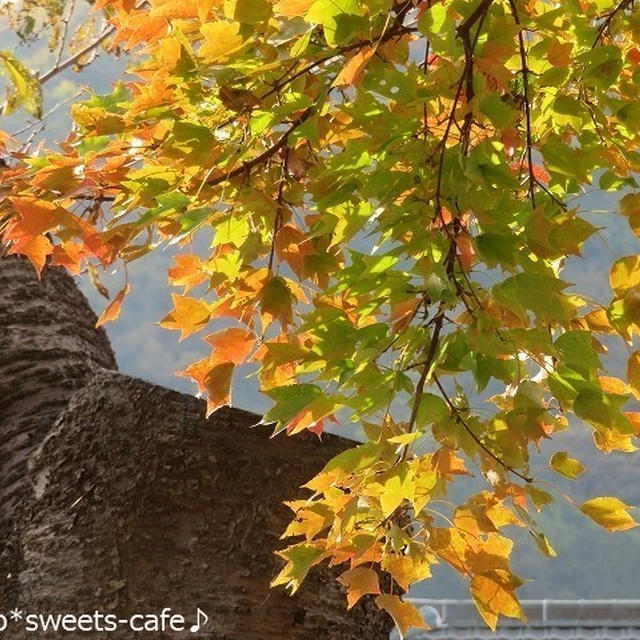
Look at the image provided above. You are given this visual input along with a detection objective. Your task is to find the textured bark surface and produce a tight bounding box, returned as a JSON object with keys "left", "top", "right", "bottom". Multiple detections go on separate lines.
{"left": 0, "top": 257, "right": 116, "bottom": 524}
{"left": 0, "top": 257, "right": 393, "bottom": 639}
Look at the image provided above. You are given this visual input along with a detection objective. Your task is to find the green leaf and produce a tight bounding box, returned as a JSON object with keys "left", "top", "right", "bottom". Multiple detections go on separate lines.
{"left": 306, "top": 0, "right": 361, "bottom": 46}
{"left": 0, "top": 50, "right": 42, "bottom": 117}
{"left": 549, "top": 451, "right": 584, "bottom": 480}
{"left": 263, "top": 383, "right": 323, "bottom": 433}
{"left": 416, "top": 393, "right": 449, "bottom": 429}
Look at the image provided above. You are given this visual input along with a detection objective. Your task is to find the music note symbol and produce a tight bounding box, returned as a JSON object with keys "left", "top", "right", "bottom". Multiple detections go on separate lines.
{"left": 190, "top": 608, "right": 208, "bottom": 633}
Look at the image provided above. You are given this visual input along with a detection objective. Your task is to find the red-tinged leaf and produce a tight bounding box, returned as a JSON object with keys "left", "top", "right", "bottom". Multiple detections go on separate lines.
{"left": 6, "top": 235, "right": 52, "bottom": 276}
{"left": 204, "top": 327, "right": 255, "bottom": 366}
{"left": 205, "top": 362, "right": 235, "bottom": 416}
{"left": 337, "top": 567, "right": 380, "bottom": 609}
{"left": 286, "top": 395, "right": 336, "bottom": 435}
{"left": 96, "top": 284, "right": 130, "bottom": 327}
{"left": 547, "top": 40, "right": 572, "bottom": 67}
{"left": 375, "top": 595, "right": 428, "bottom": 638}
{"left": 50, "top": 241, "right": 86, "bottom": 276}
{"left": 159, "top": 294, "right": 211, "bottom": 340}
{"left": 332, "top": 47, "right": 375, "bottom": 88}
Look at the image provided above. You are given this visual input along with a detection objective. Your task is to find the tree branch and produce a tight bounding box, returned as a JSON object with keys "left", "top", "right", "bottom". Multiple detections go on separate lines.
{"left": 508, "top": 0, "right": 536, "bottom": 209}
{"left": 592, "top": 0, "right": 635, "bottom": 47}
{"left": 433, "top": 375, "right": 533, "bottom": 483}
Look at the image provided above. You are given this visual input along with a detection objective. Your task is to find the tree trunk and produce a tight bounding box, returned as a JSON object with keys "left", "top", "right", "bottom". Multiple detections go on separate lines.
{"left": 0, "top": 257, "right": 393, "bottom": 639}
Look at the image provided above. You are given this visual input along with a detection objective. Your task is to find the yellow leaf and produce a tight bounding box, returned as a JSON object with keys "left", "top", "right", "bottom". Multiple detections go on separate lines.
{"left": 609, "top": 255, "right": 640, "bottom": 298}
{"left": 624, "top": 411, "right": 640, "bottom": 436}
{"left": 159, "top": 294, "right": 211, "bottom": 339}
{"left": 382, "top": 553, "right": 432, "bottom": 591}
{"left": 332, "top": 47, "right": 375, "bottom": 87}
{"left": 273, "top": 0, "right": 315, "bottom": 17}
{"left": 95, "top": 284, "right": 130, "bottom": 328}
{"left": 549, "top": 451, "right": 585, "bottom": 480}
{"left": 375, "top": 595, "right": 428, "bottom": 639}
{"left": 580, "top": 496, "right": 637, "bottom": 532}
{"left": 337, "top": 567, "right": 380, "bottom": 609}
{"left": 379, "top": 464, "right": 414, "bottom": 517}
{"left": 199, "top": 21, "right": 244, "bottom": 63}
{"left": 470, "top": 572, "right": 525, "bottom": 630}
{"left": 619, "top": 192, "right": 640, "bottom": 239}
{"left": 627, "top": 351, "right": 640, "bottom": 397}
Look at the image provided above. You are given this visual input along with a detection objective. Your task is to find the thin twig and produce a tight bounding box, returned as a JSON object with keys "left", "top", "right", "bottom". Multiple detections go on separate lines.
{"left": 508, "top": 0, "right": 536, "bottom": 209}
{"left": 433, "top": 375, "right": 533, "bottom": 483}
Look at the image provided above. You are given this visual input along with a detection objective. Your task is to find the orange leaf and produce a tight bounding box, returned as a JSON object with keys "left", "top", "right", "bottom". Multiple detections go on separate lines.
{"left": 7, "top": 197, "right": 67, "bottom": 239}
{"left": 375, "top": 595, "right": 428, "bottom": 638}
{"left": 96, "top": 284, "right": 130, "bottom": 327}
{"left": 7, "top": 235, "right": 53, "bottom": 276}
{"left": 159, "top": 294, "right": 211, "bottom": 340}
{"left": 204, "top": 327, "right": 255, "bottom": 366}
{"left": 337, "top": 567, "right": 380, "bottom": 609}
{"left": 332, "top": 47, "right": 375, "bottom": 88}
{"left": 205, "top": 362, "right": 235, "bottom": 416}
{"left": 50, "top": 241, "right": 86, "bottom": 276}
{"left": 168, "top": 254, "right": 208, "bottom": 292}
{"left": 177, "top": 356, "right": 214, "bottom": 394}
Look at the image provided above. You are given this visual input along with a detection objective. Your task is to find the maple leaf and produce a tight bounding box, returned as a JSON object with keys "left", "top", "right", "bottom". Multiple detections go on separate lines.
{"left": 204, "top": 327, "right": 255, "bottom": 365}
{"left": 6, "top": 235, "right": 52, "bottom": 276}
{"left": 199, "top": 21, "right": 244, "bottom": 63}
{"left": 337, "top": 567, "right": 380, "bottom": 609}
{"left": 375, "top": 595, "right": 428, "bottom": 639}
{"left": 159, "top": 294, "right": 211, "bottom": 340}
{"left": 96, "top": 284, "right": 131, "bottom": 328}
{"left": 204, "top": 362, "right": 235, "bottom": 416}
{"left": 332, "top": 47, "right": 375, "bottom": 88}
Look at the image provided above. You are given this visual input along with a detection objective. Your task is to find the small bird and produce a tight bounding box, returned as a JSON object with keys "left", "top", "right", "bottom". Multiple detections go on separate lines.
{"left": 217, "top": 85, "right": 261, "bottom": 113}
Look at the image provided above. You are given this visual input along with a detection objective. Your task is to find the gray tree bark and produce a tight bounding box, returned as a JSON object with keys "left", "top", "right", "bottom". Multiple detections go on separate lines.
{"left": 0, "top": 256, "right": 393, "bottom": 639}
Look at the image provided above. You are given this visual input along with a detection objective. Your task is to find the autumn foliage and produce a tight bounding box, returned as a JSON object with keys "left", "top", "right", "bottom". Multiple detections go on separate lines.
{"left": 2, "top": 0, "right": 640, "bottom": 635}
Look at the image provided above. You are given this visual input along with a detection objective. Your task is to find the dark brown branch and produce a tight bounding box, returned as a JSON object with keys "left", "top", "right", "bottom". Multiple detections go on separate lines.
{"left": 592, "top": 0, "right": 635, "bottom": 47}
{"left": 207, "top": 108, "right": 312, "bottom": 188}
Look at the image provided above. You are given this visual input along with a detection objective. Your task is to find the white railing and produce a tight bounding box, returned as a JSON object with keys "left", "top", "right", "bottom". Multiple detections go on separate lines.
{"left": 405, "top": 599, "right": 640, "bottom": 628}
